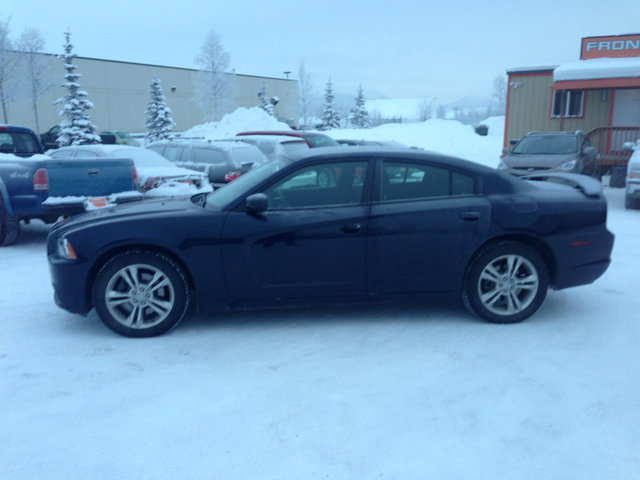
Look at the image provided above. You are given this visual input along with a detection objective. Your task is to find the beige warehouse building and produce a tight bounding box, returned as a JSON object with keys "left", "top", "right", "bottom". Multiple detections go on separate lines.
{"left": 5, "top": 54, "right": 298, "bottom": 135}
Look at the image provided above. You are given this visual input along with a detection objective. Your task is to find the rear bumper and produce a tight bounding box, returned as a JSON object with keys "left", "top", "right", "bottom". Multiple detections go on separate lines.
{"left": 547, "top": 226, "right": 615, "bottom": 290}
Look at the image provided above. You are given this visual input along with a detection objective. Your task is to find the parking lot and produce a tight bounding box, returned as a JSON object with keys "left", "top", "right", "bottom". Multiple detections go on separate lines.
{"left": 1, "top": 188, "right": 638, "bottom": 479}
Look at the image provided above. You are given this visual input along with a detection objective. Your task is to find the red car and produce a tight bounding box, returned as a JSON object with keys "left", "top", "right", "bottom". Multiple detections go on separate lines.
{"left": 236, "top": 130, "right": 341, "bottom": 148}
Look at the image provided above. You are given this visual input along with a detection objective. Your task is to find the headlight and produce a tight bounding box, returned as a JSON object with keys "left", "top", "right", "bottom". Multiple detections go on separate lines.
{"left": 558, "top": 159, "right": 577, "bottom": 171}
{"left": 57, "top": 238, "right": 77, "bottom": 259}
{"left": 497, "top": 161, "right": 509, "bottom": 170}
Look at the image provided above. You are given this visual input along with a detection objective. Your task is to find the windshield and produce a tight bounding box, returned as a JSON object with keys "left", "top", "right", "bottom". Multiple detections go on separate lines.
{"left": 512, "top": 135, "right": 578, "bottom": 155}
{"left": 110, "top": 148, "right": 174, "bottom": 167}
{"left": 206, "top": 158, "right": 290, "bottom": 208}
{"left": 303, "top": 134, "right": 340, "bottom": 147}
{"left": 0, "top": 132, "right": 40, "bottom": 155}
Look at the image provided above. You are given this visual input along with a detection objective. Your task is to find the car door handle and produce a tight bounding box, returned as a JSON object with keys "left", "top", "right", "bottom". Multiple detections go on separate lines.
{"left": 341, "top": 224, "right": 362, "bottom": 233}
{"left": 459, "top": 211, "right": 481, "bottom": 221}
{"left": 87, "top": 169, "right": 99, "bottom": 175}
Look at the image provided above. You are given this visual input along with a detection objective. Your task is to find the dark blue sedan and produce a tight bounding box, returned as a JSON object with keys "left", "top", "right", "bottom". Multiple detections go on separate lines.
{"left": 47, "top": 147, "right": 614, "bottom": 337}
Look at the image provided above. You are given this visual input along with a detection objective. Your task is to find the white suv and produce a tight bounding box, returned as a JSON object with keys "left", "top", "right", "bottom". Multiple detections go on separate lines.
{"left": 623, "top": 141, "right": 640, "bottom": 209}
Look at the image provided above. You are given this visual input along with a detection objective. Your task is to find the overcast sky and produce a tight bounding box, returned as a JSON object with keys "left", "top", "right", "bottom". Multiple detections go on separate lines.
{"left": 3, "top": 0, "right": 639, "bottom": 105}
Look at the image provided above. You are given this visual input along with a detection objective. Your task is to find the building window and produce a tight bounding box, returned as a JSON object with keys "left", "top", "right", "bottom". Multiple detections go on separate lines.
{"left": 552, "top": 90, "right": 584, "bottom": 117}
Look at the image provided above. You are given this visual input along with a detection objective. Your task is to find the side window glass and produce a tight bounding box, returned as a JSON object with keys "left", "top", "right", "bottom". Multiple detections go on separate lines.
{"left": 380, "top": 162, "right": 474, "bottom": 201}
{"left": 74, "top": 150, "right": 99, "bottom": 157}
{"left": 263, "top": 161, "right": 368, "bottom": 209}
{"left": 194, "top": 148, "right": 226, "bottom": 164}
{"left": 164, "top": 146, "right": 184, "bottom": 162}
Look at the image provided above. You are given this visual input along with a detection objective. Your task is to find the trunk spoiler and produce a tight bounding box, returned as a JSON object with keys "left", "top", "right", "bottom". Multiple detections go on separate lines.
{"left": 522, "top": 173, "right": 603, "bottom": 197}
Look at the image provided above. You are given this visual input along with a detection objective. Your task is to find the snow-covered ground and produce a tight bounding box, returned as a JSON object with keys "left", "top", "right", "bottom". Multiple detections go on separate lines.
{"left": 1, "top": 116, "right": 639, "bottom": 479}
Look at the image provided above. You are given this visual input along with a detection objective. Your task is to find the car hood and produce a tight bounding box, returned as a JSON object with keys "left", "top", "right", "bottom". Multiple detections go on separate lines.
{"left": 504, "top": 153, "right": 575, "bottom": 168}
{"left": 56, "top": 194, "right": 208, "bottom": 232}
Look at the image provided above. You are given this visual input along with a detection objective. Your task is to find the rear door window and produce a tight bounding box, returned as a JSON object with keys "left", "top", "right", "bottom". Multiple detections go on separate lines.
{"left": 194, "top": 148, "right": 227, "bottom": 164}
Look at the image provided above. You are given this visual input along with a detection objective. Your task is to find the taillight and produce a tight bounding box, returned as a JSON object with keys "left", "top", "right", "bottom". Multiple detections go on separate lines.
{"left": 33, "top": 168, "right": 49, "bottom": 191}
{"left": 132, "top": 166, "right": 138, "bottom": 185}
{"left": 224, "top": 170, "right": 242, "bottom": 182}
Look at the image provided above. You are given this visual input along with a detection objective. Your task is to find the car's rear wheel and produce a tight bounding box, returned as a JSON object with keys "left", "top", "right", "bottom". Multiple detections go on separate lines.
{"left": 93, "top": 250, "right": 189, "bottom": 337}
{"left": 0, "top": 197, "right": 20, "bottom": 247}
{"left": 463, "top": 242, "right": 549, "bottom": 324}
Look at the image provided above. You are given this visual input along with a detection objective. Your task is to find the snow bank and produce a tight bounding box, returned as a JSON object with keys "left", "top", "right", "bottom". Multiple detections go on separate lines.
{"left": 325, "top": 116, "right": 505, "bottom": 168}
{"left": 181, "top": 107, "right": 292, "bottom": 140}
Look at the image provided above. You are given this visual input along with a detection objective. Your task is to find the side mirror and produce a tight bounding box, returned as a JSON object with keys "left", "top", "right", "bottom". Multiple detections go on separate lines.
{"left": 245, "top": 193, "right": 268, "bottom": 213}
{"left": 583, "top": 146, "right": 597, "bottom": 157}
{"left": 622, "top": 142, "right": 636, "bottom": 152}
{"left": 501, "top": 147, "right": 511, "bottom": 156}
{"left": 509, "top": 138, "right": 519, "bottom": 145}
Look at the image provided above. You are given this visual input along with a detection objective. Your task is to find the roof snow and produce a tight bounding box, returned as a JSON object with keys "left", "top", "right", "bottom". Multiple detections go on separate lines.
{"left": 553, "top": 57, "right": 640, "bottom": 81}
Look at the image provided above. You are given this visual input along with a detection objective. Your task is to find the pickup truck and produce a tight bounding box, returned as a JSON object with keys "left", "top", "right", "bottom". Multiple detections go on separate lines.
{"left": 41, "top": 125, "right": 117, "bottom": 150}
{"left": 1, "top": 124, "right": 136, "bottom": 246}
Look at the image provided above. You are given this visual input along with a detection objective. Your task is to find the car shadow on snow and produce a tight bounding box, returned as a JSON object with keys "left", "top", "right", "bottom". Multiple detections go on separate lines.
{"left": 13, "top": 219, "right": 52, "bottom": 247}
{"left": 179, "top": 300, "right": 478, "bottom": 334}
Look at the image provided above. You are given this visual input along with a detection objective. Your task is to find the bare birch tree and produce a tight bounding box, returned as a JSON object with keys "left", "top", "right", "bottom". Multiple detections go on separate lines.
{"left": 0, "top": 17, "right": 21, "bottom": 124}
{"left": 297, "top": 61, "right": 313, "bottom": 130}
{"left": 193, "top": 28, "right": 236, "bottom": 121}
{"left": 491, "top": 74, "right": 507, "bottom": 116}
{"left": 17, "top": 28, "right": 56, "bottom": 134}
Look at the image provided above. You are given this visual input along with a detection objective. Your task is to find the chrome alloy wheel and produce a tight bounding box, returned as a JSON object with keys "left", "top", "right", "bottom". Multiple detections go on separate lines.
{"left": 477, "top": 254, "right": 539, "bottom": 316}
{"left": 105, "top": 263, "right": 175, "bottom": 329}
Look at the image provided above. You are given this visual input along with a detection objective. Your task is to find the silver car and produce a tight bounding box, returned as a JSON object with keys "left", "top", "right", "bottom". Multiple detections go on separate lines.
{"left": 498, "top": 131, "right": 598, "bottom": 176}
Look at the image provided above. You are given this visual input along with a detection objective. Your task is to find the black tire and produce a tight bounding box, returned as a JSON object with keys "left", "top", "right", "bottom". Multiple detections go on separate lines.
{"left": 0, "top": 196, "right": 21, "bottom": 247}
{"left": 463, "top": 242, "right": 549, "bottom": 324}
{"left": 625, "top": 194, "right": 639, "bottom": 210}
{"left": 92, "top": 250, "right": 190, "bottom": 337}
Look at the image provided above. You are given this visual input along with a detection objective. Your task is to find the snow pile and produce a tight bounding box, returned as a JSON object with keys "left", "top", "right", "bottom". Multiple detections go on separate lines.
{"left": 325, "top": 116, "right": 505, "bottom": 168}
{"left": 181, "top": 107, "right": 292, "bottom": 140}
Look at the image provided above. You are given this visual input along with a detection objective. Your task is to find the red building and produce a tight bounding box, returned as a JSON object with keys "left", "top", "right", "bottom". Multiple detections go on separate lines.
{"left": 505, "top": 34, "right": 640, "bottom": 172}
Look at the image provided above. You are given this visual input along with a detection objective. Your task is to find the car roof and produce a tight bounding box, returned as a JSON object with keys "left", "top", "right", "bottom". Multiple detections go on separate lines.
{"left": 147, "top": 138, "right": 264, "bottom": 151}
{"left": 283, "top": 146, "right": 494, "bottom": 172}
{"left": 236, "top": 135, "right": 307, "bottom": 144}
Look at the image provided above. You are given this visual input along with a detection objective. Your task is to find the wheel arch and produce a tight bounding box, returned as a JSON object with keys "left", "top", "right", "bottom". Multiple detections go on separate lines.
{"left": 84, "top": 244, "right": 197, "bottom": 311}
{"left": 462, "top": 234, "right": 559, "bottom": 291}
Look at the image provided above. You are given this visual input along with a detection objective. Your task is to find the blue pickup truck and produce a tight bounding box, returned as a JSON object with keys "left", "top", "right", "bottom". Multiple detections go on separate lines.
{"left": 0, "top": 124, "right": 136, "bottom": 246}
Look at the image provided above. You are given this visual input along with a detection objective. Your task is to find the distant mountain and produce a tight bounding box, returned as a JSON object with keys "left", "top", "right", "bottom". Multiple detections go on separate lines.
{"left": 445, "top": 95, "right": 492, "bottom": 109}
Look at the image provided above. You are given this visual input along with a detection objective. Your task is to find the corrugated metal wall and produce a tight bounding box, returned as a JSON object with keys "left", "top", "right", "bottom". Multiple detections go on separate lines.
{"left": 4, "top": 55, "right": 298, "bottom": 135}
{"left": 506, "top": 72, "right": 612, "bottom": 144}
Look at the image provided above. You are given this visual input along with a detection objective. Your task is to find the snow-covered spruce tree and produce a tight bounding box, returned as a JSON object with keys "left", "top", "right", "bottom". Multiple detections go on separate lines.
{"left": 54, "top": 30, "right": 100, "bottom": 146}
{"left": 258, "top": 82, "right": 273, "bottom": 116}
{"left": 319, "top": 78, "right": 340, "bottom": 131}
{"left": 144, "top": 76, "right": 175, "bottom": 144}
{"left": 350, "top": 85, "right": 370, "bottom": 129}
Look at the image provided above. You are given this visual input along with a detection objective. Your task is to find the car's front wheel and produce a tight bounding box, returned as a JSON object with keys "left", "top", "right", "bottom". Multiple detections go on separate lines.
{"left": 92, "top": 250, "right": 190, "bottom": 337}
{"left": 463, "top": 242, "right": 549, "bottom": 324}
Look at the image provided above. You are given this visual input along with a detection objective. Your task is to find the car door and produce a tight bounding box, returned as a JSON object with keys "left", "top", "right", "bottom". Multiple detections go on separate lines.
{"left": 221, "top": 159, "right": 372, "bottom": 304}
{"left": 367, "top": 159, "right": 490, "bottom": 295}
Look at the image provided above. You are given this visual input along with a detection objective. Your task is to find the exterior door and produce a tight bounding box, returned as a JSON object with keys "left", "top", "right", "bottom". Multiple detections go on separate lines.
{"left": 612, "top": 89, "right": 640, "bottom": 126}
{"left": 367, "top": 159, "right": 490, "bottom": 295}
{"left": 221, "top": 160, "right": 371, "bottom": 303}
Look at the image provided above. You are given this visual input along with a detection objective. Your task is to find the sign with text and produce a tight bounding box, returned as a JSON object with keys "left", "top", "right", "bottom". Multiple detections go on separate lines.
{"left": 581, "top": 34, "right": 640, "bottom": 60}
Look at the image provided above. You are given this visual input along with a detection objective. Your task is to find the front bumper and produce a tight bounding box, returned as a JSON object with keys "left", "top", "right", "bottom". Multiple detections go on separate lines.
{"left": 626, "top": 180, "right": 640, "bottom": 198}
